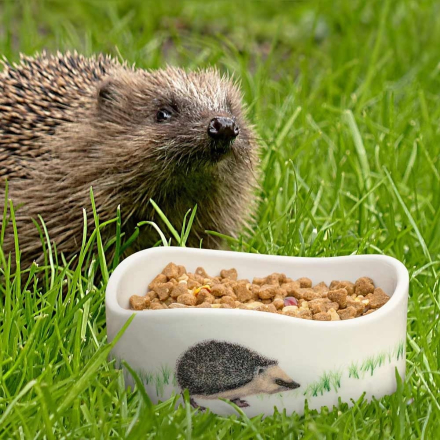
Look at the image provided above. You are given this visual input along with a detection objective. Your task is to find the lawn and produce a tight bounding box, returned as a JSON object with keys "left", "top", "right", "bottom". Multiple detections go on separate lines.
{"left": 1, "top": 0, "right": 440, "bottom": 438}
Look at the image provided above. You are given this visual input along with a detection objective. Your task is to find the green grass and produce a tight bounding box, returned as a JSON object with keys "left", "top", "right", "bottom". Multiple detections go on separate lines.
{"left": 1, "top": 0, "right": 440, "bottom": 437}
{"left": 136, "top": 365, "right": 175, "bottom": 398}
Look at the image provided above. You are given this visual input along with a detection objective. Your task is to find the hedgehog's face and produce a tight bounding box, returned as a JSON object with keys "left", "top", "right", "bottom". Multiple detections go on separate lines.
{"left": 253, "top": 365, "right": 300, "bottom": 395}
{"left": 96, "top": 67, "right": 256, "bottom": 171}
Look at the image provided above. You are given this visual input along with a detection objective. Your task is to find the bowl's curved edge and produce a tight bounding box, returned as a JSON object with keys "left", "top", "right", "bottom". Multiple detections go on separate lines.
{"left": 105, "top": 248, "right": 409, "bottom": 329}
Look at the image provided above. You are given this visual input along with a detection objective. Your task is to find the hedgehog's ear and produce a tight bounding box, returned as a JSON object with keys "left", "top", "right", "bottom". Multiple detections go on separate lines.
{"left": 255, "top": 366, "right": 267, "bottom": 376}
{"left": 97, "top": 78, "right": 122, "bottom": 112}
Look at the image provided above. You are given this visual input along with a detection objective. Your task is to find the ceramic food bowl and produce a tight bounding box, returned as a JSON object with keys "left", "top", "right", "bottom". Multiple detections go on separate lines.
{"left": 106, "top": 247, "right": 409, "bottom": 417}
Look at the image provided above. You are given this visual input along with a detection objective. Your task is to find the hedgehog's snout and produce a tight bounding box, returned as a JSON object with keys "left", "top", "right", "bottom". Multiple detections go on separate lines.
{"left": 208, "top": 117, "right": 239, "bottom": 142}
{"left": 275, "top": 379, "right": 300, "bottom": 390}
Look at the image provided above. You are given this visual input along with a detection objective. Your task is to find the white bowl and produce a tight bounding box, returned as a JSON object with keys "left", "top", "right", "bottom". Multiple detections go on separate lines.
{"left": 106, "top": 247, "right": 408, "bottom": 417}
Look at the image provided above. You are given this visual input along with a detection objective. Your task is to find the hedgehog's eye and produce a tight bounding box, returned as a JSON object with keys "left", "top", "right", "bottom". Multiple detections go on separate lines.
{"left": 156, "top": 108, "right": 172, "bottom": 122}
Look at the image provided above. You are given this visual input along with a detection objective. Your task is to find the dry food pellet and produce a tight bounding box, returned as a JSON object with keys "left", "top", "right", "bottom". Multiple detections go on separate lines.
{"left": 221, "top": 268, "right": 238, "bottom": 280}
{"left": 367, "top": 288, "right": 390, "bottom": 308}
{"left": 297, "top": 277, "right": 313, "bottom": 288}
{"left": 337, "top": 307, "right": 357, "bottom": 320}
{"left": 354, "top": 277, "right": 375, "bottom": 296}
{"left": 328, "top": 288, "right": 348, "bottom": 308}
{"left": 130, "top": 295, "right": 150, "bottom": 310}
{"left": 128, "top": 264, "right": 391, "bottom": 322}
{"left": 313, "top": 311, "right": 331, "bottom": 321}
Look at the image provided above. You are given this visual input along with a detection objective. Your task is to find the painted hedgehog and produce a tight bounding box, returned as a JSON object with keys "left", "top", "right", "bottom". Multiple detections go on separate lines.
{"left": 176, "top": 340, "right": 300, "bottom": 409}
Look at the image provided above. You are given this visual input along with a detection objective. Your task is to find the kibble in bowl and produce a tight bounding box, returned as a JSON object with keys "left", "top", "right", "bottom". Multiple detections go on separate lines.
{"left": 129, "top": 263, "right": 391, "bottom": 321}
{"left": 106, "top": 247, "right": 408, "bottom": 417}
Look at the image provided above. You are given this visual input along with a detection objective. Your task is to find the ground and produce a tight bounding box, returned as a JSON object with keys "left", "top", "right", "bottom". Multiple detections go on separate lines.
{"left": 1, "top": 0, "right": 439, "bottom": 438}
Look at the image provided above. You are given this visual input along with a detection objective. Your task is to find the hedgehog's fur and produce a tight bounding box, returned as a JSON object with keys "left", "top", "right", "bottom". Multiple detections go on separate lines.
{"left": 176, "top": 340, "right": 278, "bottom": 396}
{"left": 0, "top": 52, "right": 258, "bottom": 265}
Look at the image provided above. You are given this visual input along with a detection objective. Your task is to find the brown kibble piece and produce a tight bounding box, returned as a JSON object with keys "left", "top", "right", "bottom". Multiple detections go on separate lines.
{"left": 313, "top": 281, "right": 329, "bottom": 295}
{"left": 146, "top": 291, "right": 158, "bottom": 301}
{"left": 177, "top": 293, "right": 197, "bottom": 306}
{"left": 367, "top": 288, "right": 390, "bottom": 309}
{"left": 148, "top": 273, "right": 167, "bottom": 290}
{"left": 196, "top": 289, "right": 215, "bottom": 305}
{"left": 192, "top": 274, "right": 205, "bottom": 284}
{"left": 328, "top": 288, "right": 348, "bottom": 308}
{"left": 164, "top": 297, "right": 174, "bottom": 306}
{"left": 282, "top": 307, "right": 298, "bottom": 317}
{"left": 308, "top": 298, "right": 330, "bottom": 314}
{"left": 273, "top": 298, "right": 285, "bottom": 310}
{"left": 258, "top": 284, "right": 280, "bottom": 300}
{"left": 220, "top": 295, "right": 236, "bottom": 306}
{"left": 162, "top": 263, "right": 180, "bottom": 280}
{"left": 187, "top": 279, "right": 201, "bottom": 290}
{"left": 301, "top": 288, "right": 321, "bottom": 301}
{"left": 196, "top": 302, "right": 212, "bottom": 308}
{"left": 265, "top": 273, "right": 282, "bottom": 285}
{"left": 297, "top": 277, "right": 312, "bottom": 288}
{"left": 346, "top": 296, "right": 366, "bottom": 316}
{"left": 329, "top": 280, "right": 339, "bottom": 290}
{"left": 338, "top": 281, "right": 355, "bottom": 295}
{"left": 150, "top": 302, "right": 167, "bottom": 310}
{"left": 364, "top": 309, "right": 376, "bottom": 315}
{"left": 337, "top": 307, "right": 357, "bottom": 320}
{"left": 261, "top": 304, "right": 277, "bottom": 313}
{"left": 281, "top": 281, "right": 300, "bottom": 296}
{"left": 129, "top": 295, "right": 150, "bottom": 310}
{"left": 220, "top": 268, "right": 238, "bottom": 280}
{"left": 327, "top": 301, "right": 340, "bottom": 311}
{"left": 170, "top": 283, "right": 188, "bottom": 299}
{"left": 313, "top": 311, "right": 331, "bottom": 321}
{"left": 290, "top": 287, "right": 306, "bottom": 300}
{"left": 299, "top": 309, "right": 313, "bottom": 320}
{"left": 329, "top": 280, "right": 355, "bottom": 295}
{"left": 220, "top": 277, "right": 235, "bottom": 287}
{"left": 234, "top": 282, "right": 254, "bottom": 302}
{"left": 282, "top": 307, "right": 312, "bottom": 320}
{"left": 177, "top": 265, "right": 186, "bottom": 277}
{"left": 195, "top": 267, "right": 210, "bottom": 278}
{"left": 154, "top": 282, "right": 174, "bottom": 301}
{"left": 355, "top": 277, "right": 375, "bottom": 296}
{"left": 211, "top": 284, "right": 228, "bottom": 297}
{"left": 252, "top": 277, "right": 267, "bottom": 286}
{"left": 249, "top": 284, "right": 261, "bottom": 300}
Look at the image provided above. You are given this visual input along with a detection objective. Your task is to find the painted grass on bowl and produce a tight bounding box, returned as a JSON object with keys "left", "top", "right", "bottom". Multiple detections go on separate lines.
{"left": 1, "top": 0, "right": 440, "bottom": 438}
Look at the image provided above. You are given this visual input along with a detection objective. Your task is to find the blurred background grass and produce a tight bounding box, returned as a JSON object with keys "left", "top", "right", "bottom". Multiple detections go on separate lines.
{"left": 1, "top": 0, "right": 440, "bottom": 438}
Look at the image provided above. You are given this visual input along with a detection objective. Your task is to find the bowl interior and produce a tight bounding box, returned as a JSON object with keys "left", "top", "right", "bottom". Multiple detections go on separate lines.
{"left": 114, "top": 248, "right": 403, "bottom": 310}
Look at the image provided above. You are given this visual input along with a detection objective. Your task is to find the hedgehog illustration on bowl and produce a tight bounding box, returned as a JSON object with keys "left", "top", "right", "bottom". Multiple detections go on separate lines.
{"left": 176, "top": 340, "right": 300, "bottom": 409}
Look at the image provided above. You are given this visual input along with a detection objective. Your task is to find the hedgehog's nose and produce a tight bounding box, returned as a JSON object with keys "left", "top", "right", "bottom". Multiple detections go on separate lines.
{"left": 208, "top": 117, "right": 239, "bottom": 141}
{"left": 275, "top": 379, "right": 300, "bottom": 389}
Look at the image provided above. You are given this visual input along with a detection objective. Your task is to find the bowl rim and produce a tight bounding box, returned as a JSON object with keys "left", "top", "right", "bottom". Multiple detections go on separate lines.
{"left": 105, "top": 247, "right": 409, "bottom": 328}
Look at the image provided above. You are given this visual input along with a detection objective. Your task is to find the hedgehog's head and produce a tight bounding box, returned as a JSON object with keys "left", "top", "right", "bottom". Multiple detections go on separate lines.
{"left": 96, "top": 67, "right": 257, "bottom": 173}
{"left": 251, "top": 365, "right": 300, "bottom": 395}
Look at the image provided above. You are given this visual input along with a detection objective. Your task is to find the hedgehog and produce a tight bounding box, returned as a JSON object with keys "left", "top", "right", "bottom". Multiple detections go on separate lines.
{"left": 0, "top": 52, "right": 258, "bottom": 266}
{"left": 176, "top": 340, "right": 300, "bottom": 409}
